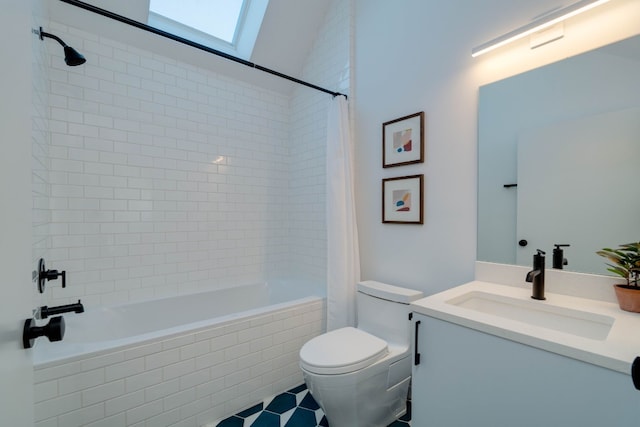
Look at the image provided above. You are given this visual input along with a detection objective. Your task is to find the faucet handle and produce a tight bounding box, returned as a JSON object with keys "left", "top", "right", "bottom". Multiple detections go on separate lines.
{"left": 23, "top": 316, "right": 65, "bottom": 348}
{"left": 43, "top": 269, "right": 66, "bottom": 288}
{"left": 553, "top": 244, "right": 570, "bottom": 269}
{"left": 37, "top": 258, "right": 67, "bottom": 293}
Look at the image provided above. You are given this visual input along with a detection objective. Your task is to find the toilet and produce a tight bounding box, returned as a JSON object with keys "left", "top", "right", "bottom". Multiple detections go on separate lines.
{"left": 299, "top": 280, "right": 423, "bottom": 427}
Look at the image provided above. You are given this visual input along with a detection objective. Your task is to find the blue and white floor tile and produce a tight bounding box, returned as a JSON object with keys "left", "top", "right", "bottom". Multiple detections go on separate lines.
{"left": 215, "top": 384, "right": 411, "bottom": 427}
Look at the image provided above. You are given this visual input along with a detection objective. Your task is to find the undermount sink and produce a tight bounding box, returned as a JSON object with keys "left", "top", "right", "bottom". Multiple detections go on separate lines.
{"left": 446, "top": 291, "right": 615, "bottom": 341}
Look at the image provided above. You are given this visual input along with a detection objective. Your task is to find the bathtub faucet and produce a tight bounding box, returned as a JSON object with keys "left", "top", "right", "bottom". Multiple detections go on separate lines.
{"left": 38, "top": 300, "right": 84, "bottom": 319}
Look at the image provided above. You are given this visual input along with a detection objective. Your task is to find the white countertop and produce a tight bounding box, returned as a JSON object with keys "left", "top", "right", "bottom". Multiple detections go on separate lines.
{"left": 411, "top": 281, "right": 640, "bottom": 375}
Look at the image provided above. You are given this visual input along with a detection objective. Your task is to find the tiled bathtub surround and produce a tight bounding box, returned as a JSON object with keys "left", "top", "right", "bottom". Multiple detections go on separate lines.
{"left": 36, "top": 0, "right": 350, "bottom": 310}
{"left": 34, "top": 298, "right": 324, "bottom": 427}
{"left": 287, "top": 0, "right": 352, "bottom": 283}
{"left": 34, "top": 0, "right": 350, "bottom": 309}
{"left": 32, "top": 10, "right": 51, "bottom": 277}
{"left": 42, "top": 21, "right": 293, "bottom": 307}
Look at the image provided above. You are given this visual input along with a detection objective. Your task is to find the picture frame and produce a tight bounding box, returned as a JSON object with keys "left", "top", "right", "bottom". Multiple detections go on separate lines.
{"left": 382, "top": 174, "right": 424, "bottom": 224}
{"left": 382, "top": 111, "right": 424, "bottom": 168}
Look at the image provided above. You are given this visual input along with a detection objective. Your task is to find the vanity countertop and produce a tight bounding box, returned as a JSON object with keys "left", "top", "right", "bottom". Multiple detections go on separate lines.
{"left": 411, "top": 281, "right": 640, "bottom": 375}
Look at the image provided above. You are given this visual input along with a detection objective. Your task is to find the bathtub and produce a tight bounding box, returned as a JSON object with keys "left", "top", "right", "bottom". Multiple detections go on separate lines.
{"left": 32, "top": 281, "right": 326, "bottom": 426}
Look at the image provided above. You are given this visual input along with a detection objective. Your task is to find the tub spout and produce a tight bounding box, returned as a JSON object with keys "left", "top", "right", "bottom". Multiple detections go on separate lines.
{"left": 39, "top": 300, "right": 84, "bottom": 319}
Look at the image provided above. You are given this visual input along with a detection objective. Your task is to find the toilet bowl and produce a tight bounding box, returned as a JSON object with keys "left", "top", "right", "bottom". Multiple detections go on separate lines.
{"left": 299, "top": 281, "right": 423, "bottom": 427}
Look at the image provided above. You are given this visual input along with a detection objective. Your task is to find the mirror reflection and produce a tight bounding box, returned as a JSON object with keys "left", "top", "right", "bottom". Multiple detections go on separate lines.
{"left": 478, "top": 35, "right": 640, "bottom": 275}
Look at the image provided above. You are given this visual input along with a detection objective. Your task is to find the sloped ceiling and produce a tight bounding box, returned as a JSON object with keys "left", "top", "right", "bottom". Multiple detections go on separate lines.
{"left": 48, "top": 0, "right": 331, "bottom": 94}
{"left": 252, "top": 0, "right": 331, "bottom": 76}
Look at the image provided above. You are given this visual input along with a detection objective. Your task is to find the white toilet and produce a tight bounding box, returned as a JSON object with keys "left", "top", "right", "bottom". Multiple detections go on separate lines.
{"left": 299, "top": 280, "right": 423, "bottom": 427}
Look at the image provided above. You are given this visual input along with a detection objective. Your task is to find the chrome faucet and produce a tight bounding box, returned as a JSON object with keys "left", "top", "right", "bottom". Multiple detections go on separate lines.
{"left": 526, "top": 250, "right": 546, "bottom": 300}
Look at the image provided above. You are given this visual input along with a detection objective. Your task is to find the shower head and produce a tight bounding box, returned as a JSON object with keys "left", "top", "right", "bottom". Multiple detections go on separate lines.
{"left": 62, "top": 46, "right": 86, "bottom": 66}
{"left": 38, "top": 27, "right": 86, "bottom": 66}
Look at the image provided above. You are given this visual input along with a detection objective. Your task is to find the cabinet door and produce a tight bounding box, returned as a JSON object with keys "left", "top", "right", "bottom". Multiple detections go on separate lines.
{"left": 411, "top": 313, "right": 640, "bottom": 427}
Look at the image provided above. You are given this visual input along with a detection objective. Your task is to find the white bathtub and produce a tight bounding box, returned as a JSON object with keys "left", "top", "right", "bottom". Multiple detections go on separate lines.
{"left": 34, "top": 281, "right": 324, "bottom": 366}
{"left": 32, "top": 281, "right": 326, "bottom": 426}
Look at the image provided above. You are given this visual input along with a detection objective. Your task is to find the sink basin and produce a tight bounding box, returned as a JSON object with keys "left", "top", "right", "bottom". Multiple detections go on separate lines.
{"left": 446, "top": 291, "right": 614, "bottom": 340}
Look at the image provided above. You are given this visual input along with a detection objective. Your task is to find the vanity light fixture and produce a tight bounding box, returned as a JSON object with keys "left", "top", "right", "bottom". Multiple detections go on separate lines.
{"left": 471, "top": 0, "right": 610, "bottom": 57}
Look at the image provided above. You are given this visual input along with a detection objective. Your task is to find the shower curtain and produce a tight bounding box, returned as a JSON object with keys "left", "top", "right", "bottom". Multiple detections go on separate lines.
{"left": 326, "top": 95, "right": 360, "bottom": 331}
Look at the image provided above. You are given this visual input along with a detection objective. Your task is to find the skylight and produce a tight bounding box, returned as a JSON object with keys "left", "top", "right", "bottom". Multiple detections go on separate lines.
{"left": 148, "top": 0, "right": 268, "bottom": 59}
{"left": 149, "top": 0, "right": 243, "bottom": 43}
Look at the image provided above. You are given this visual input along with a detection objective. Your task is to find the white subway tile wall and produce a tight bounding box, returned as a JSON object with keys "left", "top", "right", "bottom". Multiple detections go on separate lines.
{"left": 289, "top": 0, "right": 352, "bottom": 282}
{"left": 31, "top": 0, "right": 350, "bottom": 424}
{"left": 34, "top": 300, "right": 325, "bottom": 427}
{"left": 39, "top": 23, "right": 292, "bottom": 308}
{"left": 35, "top": 0, "right": 350, "bottom": 308}
{"left": 33, "top": 13, "right": 51, "bottom": 281}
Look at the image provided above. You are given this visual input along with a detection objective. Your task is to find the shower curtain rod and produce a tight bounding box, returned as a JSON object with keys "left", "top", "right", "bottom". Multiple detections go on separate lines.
{"left": 59, "top": 0, "right": 347, "bottom": 99}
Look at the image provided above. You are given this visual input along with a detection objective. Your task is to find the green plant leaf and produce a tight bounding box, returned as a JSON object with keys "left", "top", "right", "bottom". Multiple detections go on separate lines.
{"left": 597, "top": 242, "right": 640, "bottom": 281}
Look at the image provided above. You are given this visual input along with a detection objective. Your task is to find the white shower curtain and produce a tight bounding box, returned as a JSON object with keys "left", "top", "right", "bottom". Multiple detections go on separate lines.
{"left": 326, "top": 95, "right": 360, "bottom": 331}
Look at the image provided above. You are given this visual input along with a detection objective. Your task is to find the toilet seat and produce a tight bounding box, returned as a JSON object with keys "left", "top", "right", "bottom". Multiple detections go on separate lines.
{"left": 299, "top": 327, "right": 388, "bottom": 375}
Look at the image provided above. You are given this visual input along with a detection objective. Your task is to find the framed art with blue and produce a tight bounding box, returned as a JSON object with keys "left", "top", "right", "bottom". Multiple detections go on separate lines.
{"left": 382, "top": 111, "right": 424, "bottom": 168}
{"left": 382, "top": 174, "right": 424, "bottom": 224}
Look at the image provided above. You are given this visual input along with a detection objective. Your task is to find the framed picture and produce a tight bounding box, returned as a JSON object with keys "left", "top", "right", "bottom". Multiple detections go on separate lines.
{"left": 382, "top": 112, "right": 424, "bottom": 168}
{"left": 382, "top": 174, "right": 424, "bottom": 224}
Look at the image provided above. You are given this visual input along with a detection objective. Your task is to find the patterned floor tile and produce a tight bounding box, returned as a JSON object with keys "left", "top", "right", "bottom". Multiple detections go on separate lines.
{"left": 298, "top": 392, "right": 320, "bottom": 411}
{"left": 251, "top": 411, "right": 280, "bottom": 427}
{"left": 215, "top": 383, "right": 411, "bottom": 427}
{"left": 283, "top": 407, "right": 317, "bottom": 427}
{"left": 237, "top": 403, "right": 264, "bottom": 419}
{"left": 216, "top": 416, "right": 245, "bottom": 427}
{"left": 265, "top": 393, "right": 297, "bottom": 414}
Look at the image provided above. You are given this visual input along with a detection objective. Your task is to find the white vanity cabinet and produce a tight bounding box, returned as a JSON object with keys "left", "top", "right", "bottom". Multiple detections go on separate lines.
{"left": 411, "top": 312, "right": 640, "bottom": 427}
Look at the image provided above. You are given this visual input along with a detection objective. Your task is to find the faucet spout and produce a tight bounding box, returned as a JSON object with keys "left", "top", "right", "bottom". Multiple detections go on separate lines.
{"left": 39, "top": 300, "right": 84, "bottom": 319}
{"left": 526, "top": 269, "right": 541, "bottom": 282}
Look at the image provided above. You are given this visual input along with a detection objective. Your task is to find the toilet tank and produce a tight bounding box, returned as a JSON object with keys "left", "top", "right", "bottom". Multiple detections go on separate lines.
{"left": 356, "top": 281, "right": 423, "bottom": 347}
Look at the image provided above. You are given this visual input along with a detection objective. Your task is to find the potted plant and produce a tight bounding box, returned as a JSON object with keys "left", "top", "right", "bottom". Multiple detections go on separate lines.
{"left": 597, "top": 242, "right": 640, "bottom": 313}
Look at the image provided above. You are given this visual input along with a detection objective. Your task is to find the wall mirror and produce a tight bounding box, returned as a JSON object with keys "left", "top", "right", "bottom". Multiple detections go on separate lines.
{"left": 478, "top": 34, "right": 640, "bottom": 276}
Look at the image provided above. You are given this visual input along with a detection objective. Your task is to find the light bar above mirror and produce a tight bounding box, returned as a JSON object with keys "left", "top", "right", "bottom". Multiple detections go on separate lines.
{"left": 471, "top": 0, "right": 610, "bottom": 57}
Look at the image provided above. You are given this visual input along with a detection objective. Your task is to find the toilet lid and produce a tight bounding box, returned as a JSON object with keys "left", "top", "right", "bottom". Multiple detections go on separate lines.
{"left": 299, "top": 327, "right": 388, "bottom": 375}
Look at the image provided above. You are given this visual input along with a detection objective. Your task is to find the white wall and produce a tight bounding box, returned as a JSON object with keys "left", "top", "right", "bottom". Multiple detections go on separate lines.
{"left": 288, "top": 0, "right": 352, "bottom": 284}
{"left": 0, "top": 0, "right": 42, "bottom": 425}
{"left": 354, "top": 0, "right": 640, "bottom": 296}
